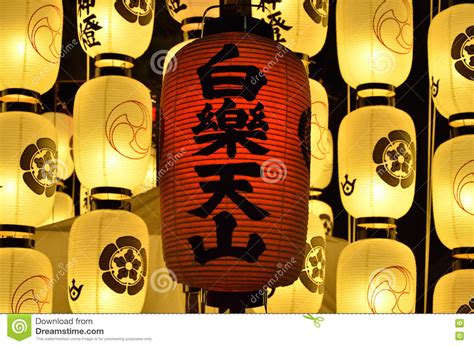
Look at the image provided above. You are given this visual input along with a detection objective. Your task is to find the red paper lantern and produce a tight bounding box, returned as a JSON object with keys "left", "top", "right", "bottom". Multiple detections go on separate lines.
{"left": 160, "top": 28, "right": 311, "bottom": 294}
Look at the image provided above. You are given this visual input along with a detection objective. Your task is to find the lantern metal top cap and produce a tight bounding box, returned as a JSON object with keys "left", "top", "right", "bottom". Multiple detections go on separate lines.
{"left": 0, "top": 89, "right": 42, "bottom": 113}
{"left": 90, "top": 187, "right": 132, "bottom": 211}
{"left": 356, "top": 217, "right": 397, "bottom": 230}
{"left": 0, "top": 225, "right": 35, "bottom": 248}
{"left": 202, "top": 16, "right": 274, "bottom": 39}
{"left": 449, "top": 113, "right": 474, "bottom": 129}
{"left": 94, "top": 54, "right": 134, "bottom": 76}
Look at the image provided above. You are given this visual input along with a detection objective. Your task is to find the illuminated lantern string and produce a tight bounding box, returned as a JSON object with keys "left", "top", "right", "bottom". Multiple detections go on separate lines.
{"left": 432, "top": 135, "right": 474, "bottom": 260}
{"left": 76, "top": 0, "right": 155, "bottom": 67}
{"left": 0, "top": 0, "right": 63, "bottom": 100}
{"left": 160, "top": 20, "right": 311, "bottom": 302}
{"left": 0, "top": 231, "right": 53, "bottom": 313}
{"left": 338, "top": 106, "right": 416, "bottom": 227}
{"left": 336, "top": 0, "right": 413, "bottom": 97}
{"left": 251, "top": 0, "right": 329, "bottom": 57}
{"left": 73, "top": 75, "right": 152, "bottom": 192}
{"left": 428, "top": 4, "right": 474, "bottom": 126}
{"left": 68, "top": 208, "right": 149, "bottom": 313}
{"left": 433, "top": 269, "right": 474, "bottom": 313}
{"left": 337, "top": 238, "right": 417, "bottom": 313}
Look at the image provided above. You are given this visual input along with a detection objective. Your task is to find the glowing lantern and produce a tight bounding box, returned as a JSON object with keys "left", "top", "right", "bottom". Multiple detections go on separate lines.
{"left": 337, "top": 238, "right": 417, "bottom": 313}
{"left": 0, "top": 0, "right": 63, "bottom": 98}
{"left": 338, "top": 106, "right": 416, "bottom": 226}
{"left": 76, "top": 0, "right": 155, "bottom": 67}
{"left": 160, "top": 28, "right": 311, "bottom": 293}
{"left": 166, "top": 0, "right": 219, "bottom": 32}
{"left": 68, "top": 209, "right": 149, "bottom": 313}
{"left": 0, "top": 111, "right": 58, "bottom": 227}
{"left": 336, "top": 0, "right": 413, "bottom": 97}
{"left": 432, "top": 135, "right": 474, "bottom": 259}
{"left": 39, "top": 192, "right": 74, "bottom": 226}
{"left": 73, "top": 75, "right": 152, "bottom": 191}
{"left": 43, "top": 112, "right": 74, "bottom": 180}
{"left": 0, "top": 232, "right": 53, "bottom": 313}
{"left": 162, "top": 39, "right": 196, "bottom": 79}
{"left": 252, "top": 0, "right": 329, "bottom": 57}
{"left": 433, "top": 269, "right": 474, "bottom": 313}
{"left": 261, "top": 199, "right": 332, "bottom": 313}
{"left": 310, "top": 79, "right": 332, "bottom": 190}
{"left": 133, "top": 147, "right": 157, "bottom": 195}
{"left": 428, "top": 4, "right": 474, "bottom": 125}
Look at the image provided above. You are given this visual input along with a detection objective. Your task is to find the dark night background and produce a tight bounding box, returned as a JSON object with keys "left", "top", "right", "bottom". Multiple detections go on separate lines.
{"left": 41, "top": 0, "right": 466, "bottom": 313}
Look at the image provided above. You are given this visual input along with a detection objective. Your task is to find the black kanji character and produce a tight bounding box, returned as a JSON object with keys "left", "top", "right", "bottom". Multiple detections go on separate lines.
{"left": 167, "top": 0, "right": 187, "bottom": 13}
{"left": 79, "top": 14, "right": 102, "bottom": 48}
{"left": 188, "top": 162, "right": 270, "bottom": 220}
{"left": 78, "top": 0, "right": 96, "bottom": 16}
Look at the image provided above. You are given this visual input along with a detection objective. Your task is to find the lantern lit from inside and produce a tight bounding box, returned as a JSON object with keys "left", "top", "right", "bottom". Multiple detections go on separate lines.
{"left": 251, "top": 0, "right": 329, "bottom": 56}
{"left": 0, "top": 246, "right": 53, "bottom": 313}
{"left": 68, "top": 209, "right": 149, "bottom": 313}
{"left": 73, "top": 75, "right": 152, "bottom": 191}
{"left": 310, "top": 79, "right": 332, "bottom": 190}
{"left": 160, "top": 32, "right": 311, "bottom": 292}
{"left": 261, "top": 199, "right": 331, "bottom": 313}
{"left": 337, "top": 238, "right": 417, "bottom": 313}
{"left": 432, "top": 135, "right": 474, "bottom": 258}
{"left": 162, "top": 39, "right": 196, "bottom": 79}
{"left": 166, "top": 0, "right": 219, "bottom": 31}
{"left": 39, "top": 192, "right": 75, "bottom": 226}
{"left": 43, "top": 112, "right": 74, "bottom": 180}
{"left": 132, "top": 147, "right": 157, "bottom": 195}
{"left": 433, "top": 269, "right": 474, "bottom": 313}
{"left": 428, "top": 4, "right": 474, "bottom": 124}
{"left": 0, "top": 0, "right": 63, "bottom": 97}
{"left": 76, "top": 0, "right": 155, "bottom": 66}
{"left": 338, "top": 106, "right": 416, "bottom": 222}
{"left": 336, "top": 0, "right": 413, "bottom": 96}
{"left": 0, "top": 112, "right": 58, "bottom": 227}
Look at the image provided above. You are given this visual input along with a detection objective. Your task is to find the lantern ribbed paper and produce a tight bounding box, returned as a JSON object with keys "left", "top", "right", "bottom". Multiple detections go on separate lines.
{"left": 166, "top": 0, "right": 219, "bottom": 31}
{"left": 261, "top": 200, "right": 331, "bottom": 313}
{"left": 337, "top": 238, "right": 417, "bottom": 313}
{"left": 162, "top": 39, "right": 196, "bottom": 79}
{"left": 432, "top": 135, "right": 474, "bottom": 255}
{"left": 433, "top": 269, "right": 474, "bottom": 313}
{"left": 310, "top": 79, "right": 332, "bottom": 190}
{"left": 428, "top": 4, "right": 474, "bottom": 122}
{"left": 39, "top": 192, "right": 74, "bottom": 226}
{"left": 132, "top": 148, "right": 157, "bottom": 195}
{"left": 68, "top": 209, "right": 149, "bottom": 313}
{"left": 0, "top": 112, "right": 58, "bottom": 227}
{"left": 338, "top": 106, "right": 416, "bottom": 220}
{"left": 336, "top": 0, "right": 413, "bottom": 94}
{"left": 73, "top": 75, "right": 152, "bottom": 191}
{"left": 0, "top": 247, "right": 53, "bottom": 313}
{"left": 160, "top": 32, "right": 311, "bottom": 291}
{"left": 0, "top": 0, "right": 63, "bottom": 96}
{"left": 76, "top": 0, "right": 155, "bottom": 64}
{"left": 43, "top": 112, "right": 74, "bottom": 180}
{"left": 251, "top": 0, "right": 329, "bottom": 57}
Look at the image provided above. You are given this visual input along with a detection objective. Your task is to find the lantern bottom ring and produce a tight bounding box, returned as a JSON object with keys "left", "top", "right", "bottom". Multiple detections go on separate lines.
{"left": 449, "top": 113, "right": 474, "bottom": 129}
{"left": 355, "top": 227, "right": 397, "bottom": 241}
{"left": 0, "top": 238, "right": 35, "bottom": 249}
{"left": 356, "top": 83, "right": 396, "bottom": 99}
{"left": 203, "top": 289, "right": 267, "bottom": 312}
{"left": 453, "top": 247, "right": 474, "bottom": 260}
{"left": 0, "top": 89, "right": 41, "bottom": 113}
{"left": 0, "top": 224, "right": 35, "bottom": 234}
{"left": 309, "top": 189, "right": 323, "bottom": 199}
{"left": 452, "top": 257, "right": 474, "bottom": 271}
{"left": 356, "top": 217, "right": 397, "bottom": 230}
{"left": 94, "top": 54, "right": 134, "bottom": 75}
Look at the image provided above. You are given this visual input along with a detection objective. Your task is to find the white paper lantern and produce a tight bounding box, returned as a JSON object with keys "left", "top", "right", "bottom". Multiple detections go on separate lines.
{"left": 0, "top": 246, "right": 53, "bottom": 313}
{"left": 338, "top": 106, "right": 416, "bottom": 223}
{"left": 337, "top": 238, "right": 417, "bottom": 313}
{"left": 433, "top": 269, "right": 474, "bottom": 313}
{"left": 428, "top": 4, "right": 474, "bottom": 124}
{"left": 336, "top": 0, "right": 413, "bottom": 96}
{"left": 76, "top": 0, "right": 155, "bottom": 66}
{"left": 432, "top": 135, "right": 474, "bottom": 258}
{"left": 260, "top": 199, "right": 332, "bottom": 313}
{"left": 0, "top": 112, "right": 58, "bottom": 227}
{"left": 73, "top": 76, "right": 152, "bottom": 191}
{"left": 39, "top": 192, "right": 74, "bottom": 226}
{"left": 43, "top": 112, "right": 74, "bottom": 180}
{"left": 0, "top": 0, "right": 63, "bottom": 97}
{"left": 79, "top": 185, "right": 90, "bottom": 215}
{"left": 310, "top": 79, "right": 332, "bottom": 190}
{"left": 132, "top": 148, "right": 157, "bottom": 195}
{"left": 166, "top": 0, "right": 219, "bottom": 32}
{"left": 68, "top": 209, "right": 149, "bottom": 313}
{"left": 252, "top": 0, "right": 329, "bottom": 57}
{"left": 162, "top": 39, "right": 196, "bottom": 79}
